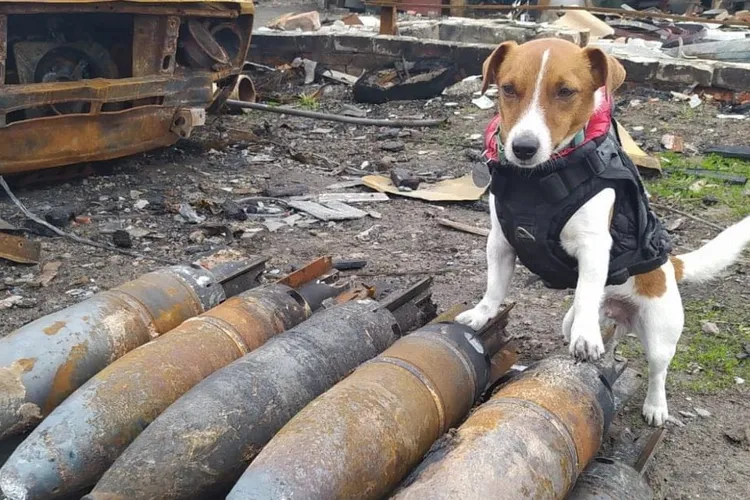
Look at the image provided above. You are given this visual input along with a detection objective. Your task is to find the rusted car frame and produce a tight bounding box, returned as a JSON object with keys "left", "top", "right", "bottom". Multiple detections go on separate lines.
{"left": 0, "top": 0, "right": 254, "bottom": 174}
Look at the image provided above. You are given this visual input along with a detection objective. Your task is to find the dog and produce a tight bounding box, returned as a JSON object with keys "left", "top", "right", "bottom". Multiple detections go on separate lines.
{"left": 456, "top": 38, "right": 750, "bottom": 426}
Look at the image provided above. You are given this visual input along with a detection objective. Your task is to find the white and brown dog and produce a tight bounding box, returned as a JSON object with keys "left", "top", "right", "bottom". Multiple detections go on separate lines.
{"left": 456, "top": 38, "right": 750, "bottom": 426}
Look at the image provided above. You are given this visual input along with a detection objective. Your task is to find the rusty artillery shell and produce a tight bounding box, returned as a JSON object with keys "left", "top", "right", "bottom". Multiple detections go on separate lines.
{"left": 567, "top": 457, "right": 654, "bottom": 500}
{"left": 83, "top": 281, "right": 436, "bottom": 500}
{"left": 0, "top": 263, "right": 336, "bottom": 500}
{"left": 0, "top": 257, "right": 265, "bottom": 442}
{"left": 226, "top": 310, "right": 517, "bottom": 500}
{"left": 391, "top": 355, "right": 620, "bottom": 500}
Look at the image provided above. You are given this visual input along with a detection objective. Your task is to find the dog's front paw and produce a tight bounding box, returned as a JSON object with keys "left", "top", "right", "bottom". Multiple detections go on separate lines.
{"left": 456, "top": 302, "right": 501, "bottom": 331}
{"left": 569, "top": 320, "right": 605, "bottom": 361}
{"left": 642, "top": 402, "right": 669, "bottom": 427}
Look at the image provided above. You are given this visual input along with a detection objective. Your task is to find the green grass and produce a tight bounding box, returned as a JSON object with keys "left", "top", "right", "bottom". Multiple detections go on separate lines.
{"left": 618, "top": 298, "right": 750, "bottom": 392}
{"left": 297, "top": 93, "right": 320, "bottom": 110}
{"left": 646, "top": 153, "right": 750, "bottom": 218}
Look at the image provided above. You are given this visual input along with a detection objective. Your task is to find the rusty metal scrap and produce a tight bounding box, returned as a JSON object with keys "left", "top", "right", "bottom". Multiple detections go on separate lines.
{"left": 227, "top": 306, "right": 516, "bottom": 500}
{"left": 391, "top": 354, "right": 625, "bottom": 500}
{"left": 0, "top": 258, "right": 343, "bottom": 500}
{"left": 0, "top": 231, "right": 41, "bottom": 264}
{"left": 0, "top": 1, "right": 254, "bottom": 174}
{"left": 0, "top": 254, "right": 266, "bottom": 442}
{"left": 82, "top": 279, "right": 436, "bottom": 500}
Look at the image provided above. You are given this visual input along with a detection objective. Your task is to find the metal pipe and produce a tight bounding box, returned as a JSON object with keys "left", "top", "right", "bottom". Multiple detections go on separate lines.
{"left": 0, "top": 258, "right": 336, "bottom": 500}
{"left": 391, "top": 354, "right": 622, "bottom": 500}
{"left": 82, "top": 280, "right": 437, "bottom": 500}
{"left": 0, "top": 254, "right": 266, "bottom": 441}
{"left": 226, "top": 306, "right": 516, "bottom": 500}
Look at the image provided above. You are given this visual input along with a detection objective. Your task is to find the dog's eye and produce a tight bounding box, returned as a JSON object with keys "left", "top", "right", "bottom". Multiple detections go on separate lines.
{"left": 557, "top": 87, "right": 576, "bottom": 99}
{"left": 501, "top": 84, "right": 517, "bottom": 98}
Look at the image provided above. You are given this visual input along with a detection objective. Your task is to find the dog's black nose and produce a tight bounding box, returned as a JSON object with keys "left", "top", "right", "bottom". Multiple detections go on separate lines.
{"left": 512, "top": 135, "right": 539, "bottom": 161}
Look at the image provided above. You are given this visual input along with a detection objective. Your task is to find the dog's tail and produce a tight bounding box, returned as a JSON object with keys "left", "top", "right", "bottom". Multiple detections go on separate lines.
{"left": 673, "top": 216, "right": 750, "bottom": 283}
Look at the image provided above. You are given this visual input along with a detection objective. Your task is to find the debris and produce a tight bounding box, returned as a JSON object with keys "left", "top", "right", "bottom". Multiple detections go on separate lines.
{"left": 664, "top": 39, "right": 750, "bottom": 62}
{"left": 443, "top": 75, "right": 482, "bottom": 97}
{"left": 701, "top": 321, "right": 721, "bottom": 335}
{"left": 188, "top": 230, "right": 206, "bottom": 244}
{"left": 263, "top": 220, "right": 286, "bottom": 232}
{"left": 552, "top": 10, "right": 614, "bottom": 39}
{"left": 703, "top": 145, "right": 750, "bottom": 161}
{"left": 287, "top": 200, "right": 368, "bottom": 221}
{"left": 34, "top": 261, "right": 62, "bottom": 288}
{"left": 363, "top": 173, "right": 487, "bottom": 202}
{"left": 178, "top": 203, "right": 206, "bottom": 224}
{"left": 666, "top": 218, "right": 684, "bottom": 231}
{"left": 282, "top": 214, "right": 304, "bottom": 227}
{"left": 74, "top": 215, "right": 91, "bottom": 225}
{"left": 332, "top": 259, "right": 368, "bottom": 271}
{"left": 320, "top": 69, "right": 359, "bottom": 86}
{"left": 0, "top": 232, "right": 42, "bottom": 265}
{"left": 339, "top": 104, "right": 367, "bottom": 118}
{"left": 381, "top": 141, "right": 405, "bottom": 152}
{"left": 317, "top": 192, "right": 389, "bottom": 203}
{"left": 44, "top": 207, "right": 75, "bottom": 228}
{"left": 0, "top": 176, "right": 173, "bottom": 264}
{"left": 291, "top": 57, "right": 318, "bottom": 84}
{"left": 265, "top": 184, "right": 310, "bottom": 198}
{"left": 650, "top": 202, "right": 726, "bottom": 232}
{"left": 661, "top": 134, "right": 684, "bottom": 152}
{"left": 0, "top": 295, "right": 24, "bottom": 310}
{"left": 667, "top": 415, "right": 685, "bottom": 427}
{"left": 227, "top": 101, "right": 446, "bottom": 128}
{"left": 133, "top": 199, "right": 149, "bottom": 210}
{"left": 112, "top": 230, "right": 133, "bottom": 249}
{"left": 716, "top": 114, "right": 746, "bottom": 120}
{"left": 702, "top": 195, "right": 719, "bottom": 206}
{"left": 325, "top": 180, "right": 365, "bottom": 190}
{"left": 312, "top": 127, "right": 333, "bottom": 135}
{"left": 244, "top": 153, "right": 276, "bottom": 164}
{"left": 353, "top": 58, "right": 460, "bottom": 104}
{"left": 356, "top": 225, "right": 380, "bottom": 241}
{"left": 221, "top": 200, "right": 248, "bottom": 221}
{"left": 341, "top": 13, "right": 363, "bottom": 26}
{"left": 267, "top": 11, "right": 321, "bottom": 32}
{"left": 471, "top": 95, "right": 495, "bottom": 110}
{"left": 675, "top": 169, "right": 747, "bottom": 185}
{"left": 736, "top": 376, "right": 746, "bottom": 385}
{"left": 694, "top": 408, "right": 711, "bottom": 418}
{"left": 437, "top": 218, "right": 490, "bottom": 237}
{"left": 390, "top": 168, "right": 421, "bottom": 190}
{"left": 616, "top": 121, "right": 661, "bottom": 172}
{"left": 678, "top": 410, "right": 697, "bottom": 419}
{"left": 689, "top": 95, "right": 703, "bottom": 108}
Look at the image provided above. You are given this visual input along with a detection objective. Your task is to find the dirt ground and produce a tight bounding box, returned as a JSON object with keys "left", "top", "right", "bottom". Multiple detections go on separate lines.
{"left": 2, "top": 47, "right": 750, "bottom": 500}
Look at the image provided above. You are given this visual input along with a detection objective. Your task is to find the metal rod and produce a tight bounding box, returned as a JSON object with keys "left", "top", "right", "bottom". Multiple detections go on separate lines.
{"left": 225, "top": 100, "right": 447, "bottom": 128}
{"left": 367, "top": 2, "right": 750, "bottom": 28}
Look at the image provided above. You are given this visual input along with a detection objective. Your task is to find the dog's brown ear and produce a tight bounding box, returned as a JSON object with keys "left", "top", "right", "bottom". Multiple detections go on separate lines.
{"left": 584, "top": 47, "right": 626, "bottom": 94}
{"left": 481, "top": 41, "right": 516, "bottom": 95}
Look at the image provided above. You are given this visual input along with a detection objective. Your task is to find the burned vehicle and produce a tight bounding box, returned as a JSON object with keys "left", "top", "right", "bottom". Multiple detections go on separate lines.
{"left": 0, "top": 0, "right": 254, "bottom": 174}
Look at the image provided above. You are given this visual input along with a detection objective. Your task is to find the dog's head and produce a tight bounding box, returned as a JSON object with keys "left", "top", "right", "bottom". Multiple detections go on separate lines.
{"left": 482, "top": 38, "right": 626, "bottom": 168}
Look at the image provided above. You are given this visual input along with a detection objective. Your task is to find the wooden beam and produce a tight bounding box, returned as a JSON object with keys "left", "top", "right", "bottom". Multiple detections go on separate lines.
{"left": 450, "top": 0, "right": 466, "bottom": 17}
{"left": 379, "top": 5, "right": 397, "bottom": 35}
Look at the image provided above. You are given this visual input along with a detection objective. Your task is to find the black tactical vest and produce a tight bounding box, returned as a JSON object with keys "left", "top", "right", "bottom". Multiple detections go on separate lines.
{"left": 488, "top": 122, "right": 672, "bottom": 290}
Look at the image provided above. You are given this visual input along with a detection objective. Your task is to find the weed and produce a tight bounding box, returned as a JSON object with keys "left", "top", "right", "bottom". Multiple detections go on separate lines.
{"left": 298, "top": 93, "right": 320, "bottom": 110}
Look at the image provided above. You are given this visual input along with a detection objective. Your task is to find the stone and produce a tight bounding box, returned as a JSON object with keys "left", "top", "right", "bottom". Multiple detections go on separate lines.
{"left": 112, "top": 230, "right": 132, "bottom": 249}
{"left": 44, "top": 207, "right": 75, "bottom": 228}
{"left": 390, "top": 168, "right": 421, "bottom": 190}
{"left": 701, "top": 321, "right": 720, "bottom": 335}
{"left": 381, "top": 141, "right": 405, "bottom": 152}
{"left": 678, "top": 410, "right": 697, "bottom": 419}
{"left": 694, "top": 408, "right": 711, "bottom": 418}
{"left": 221, "top": 200, "right": 248, "bottom": 221}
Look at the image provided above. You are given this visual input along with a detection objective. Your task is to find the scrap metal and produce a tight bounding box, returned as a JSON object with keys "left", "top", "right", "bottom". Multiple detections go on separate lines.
{"left": 0, "top": 257, "right": 348, "bottom": 500}
{"left": 0, "top": 253, "right": 266, "bottom": 441}
{"left": 391, "top": 352, "right": 626, "bottom": 500}
{"left": 82, "top": 279, "right": 437, "bottom": 500}
{"left": 0, "top": 0, "right": 255, "bottom": 174}
{"left": 0, "top": 231, "right": 40, "bottom": 264}
{"left": 227, "top": 306, "right": 517, "bottom": 500}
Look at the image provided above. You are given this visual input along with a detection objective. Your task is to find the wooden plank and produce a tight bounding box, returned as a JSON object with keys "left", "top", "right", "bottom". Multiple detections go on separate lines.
{"left": 379, "top": 5, "right": 397, "bottom": 35}
{"left": 318, "top": 192, "right": 390, "bottom": 203}
{"left": 450, "top": 0, "right": 466, "bottom": 17}
{"left": 288, "top": 200, "right": 368, "bottom": 221}
{"left": 437, "top": 218, "right": 490, "bottom": 237}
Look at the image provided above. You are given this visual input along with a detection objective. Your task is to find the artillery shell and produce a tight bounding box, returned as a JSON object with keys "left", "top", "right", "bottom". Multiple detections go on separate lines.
{"left": 0, "top": 281, "right": 337, "bottom": 500}
{"left": 391, "top": 355, "right": 618, "bottom": 500}
{"left": 84, "top": 293, "right": 434, "bottom": 500}
{"left": 227, "top": 321, "right": 517, "bottom": 500}
{"left": 0, "top": 264, "right": 226, "bottom": 441}
{"left": 567, "top": 457, "right": 654, "bottom": 500}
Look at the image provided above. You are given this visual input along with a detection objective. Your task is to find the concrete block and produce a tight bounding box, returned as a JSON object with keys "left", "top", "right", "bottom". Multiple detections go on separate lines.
{"left": 713, "top": 63, "right": 750, "bottom": 91}
{"left": 656, "top": 59, "right": 714, "bottom": 87}
{"left": 618, "top": 56, "right": 660, "bottom": 83}
{"left": 331, "top": 33, "right": 376, "bottom": 54}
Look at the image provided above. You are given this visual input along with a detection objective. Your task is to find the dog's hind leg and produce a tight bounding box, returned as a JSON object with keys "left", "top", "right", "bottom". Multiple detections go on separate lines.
{"left": 457, "top": 193, "right": 517, "bottom": 331}
{"left": 634, "top": 265, "right": 684, "bottom": 426}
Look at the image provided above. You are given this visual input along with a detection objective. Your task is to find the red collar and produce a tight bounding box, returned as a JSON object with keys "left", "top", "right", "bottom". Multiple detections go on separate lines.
{"left": 483, "top": 88, "right": 613, "bottom": 164}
